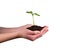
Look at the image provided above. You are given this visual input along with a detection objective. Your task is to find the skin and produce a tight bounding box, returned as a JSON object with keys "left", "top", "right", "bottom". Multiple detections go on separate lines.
{"left": 0, "top": 24, "right": 48, "bottom": 43}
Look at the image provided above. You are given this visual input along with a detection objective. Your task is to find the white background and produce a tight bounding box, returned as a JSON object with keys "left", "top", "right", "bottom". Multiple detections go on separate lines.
{"left": 0, "top": 0, "right": 60, "bottom": 51}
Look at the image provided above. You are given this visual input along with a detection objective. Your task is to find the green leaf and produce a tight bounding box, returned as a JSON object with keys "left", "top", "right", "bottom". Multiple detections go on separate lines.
{"left": 26, "top": 11, "right": 33, "bottom": 14}
{"left": 34, "top": 13, "right": 40, "bottom": 16}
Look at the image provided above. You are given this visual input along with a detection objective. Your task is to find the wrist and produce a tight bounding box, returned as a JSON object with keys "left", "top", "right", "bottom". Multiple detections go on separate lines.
{"left": 16, "top": 28, "right": 23, "bottom": 38}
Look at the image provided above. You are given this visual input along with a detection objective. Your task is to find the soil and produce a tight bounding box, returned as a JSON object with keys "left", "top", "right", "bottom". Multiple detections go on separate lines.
{"left": 27, "top": 25, "right": 44, "bottom": 31}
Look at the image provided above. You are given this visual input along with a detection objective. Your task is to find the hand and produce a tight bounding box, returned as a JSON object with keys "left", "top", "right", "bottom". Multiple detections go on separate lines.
{"left": 17, "top": 24, "right": 48, "bottom": 41}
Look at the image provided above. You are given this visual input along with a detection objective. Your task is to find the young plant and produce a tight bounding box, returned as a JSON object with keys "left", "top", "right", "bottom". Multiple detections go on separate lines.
{"left": 26, "top": 11, "right": 40, "bottom": 25}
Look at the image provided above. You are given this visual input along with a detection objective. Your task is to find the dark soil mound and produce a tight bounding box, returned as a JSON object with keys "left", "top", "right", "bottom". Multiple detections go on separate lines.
{"left": 27, "top": 25, "right": 44, "bottom": 31}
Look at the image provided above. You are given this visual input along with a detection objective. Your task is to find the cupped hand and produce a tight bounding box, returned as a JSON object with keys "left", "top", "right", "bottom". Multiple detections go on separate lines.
{"left": 17, "top": 24, "right": 48, "bottom": 41}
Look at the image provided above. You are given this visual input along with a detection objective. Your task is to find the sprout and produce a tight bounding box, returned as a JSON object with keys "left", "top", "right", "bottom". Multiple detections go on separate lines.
{"left": 26, "top": 11, "right": 40, "bottom": 25}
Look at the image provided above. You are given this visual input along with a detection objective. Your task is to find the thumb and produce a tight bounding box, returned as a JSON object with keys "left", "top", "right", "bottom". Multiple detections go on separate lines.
{"left": 27, "top": 30, "right": 35, "bottom": 35}
{"left": 34, "top": 31, "right": 40, "bottom": 34}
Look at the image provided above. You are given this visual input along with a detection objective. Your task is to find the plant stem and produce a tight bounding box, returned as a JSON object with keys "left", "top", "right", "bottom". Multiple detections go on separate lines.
{"left": 32, "top": 15, "right": 35, "bottom": 25}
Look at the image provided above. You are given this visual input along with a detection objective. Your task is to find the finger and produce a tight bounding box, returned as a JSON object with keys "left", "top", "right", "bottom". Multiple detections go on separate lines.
{"left": 40, "top": 26, "right": 48, "bottom": 33}
{"left": 31, "top": 34, "right": 42, "bottom": 41}
{"left": 27, "top": 30, "right": 40, "bottom": 35}
{"left": 41, "top": 29, "right": 48, "bottom": 35}
{"left": 27, "top": 32, "right": 42, "bottom": 41}
{"left": 28, "top": 31, "right": 35, "bottom": 35}
{"left": 26, "top": 30, "right": 35, "bottom": 35}
{"left": 34, "top": 31, "right": 40, "bottom": 34}
{"left": 33, "top": 29, "right": 48, "bottom": 39}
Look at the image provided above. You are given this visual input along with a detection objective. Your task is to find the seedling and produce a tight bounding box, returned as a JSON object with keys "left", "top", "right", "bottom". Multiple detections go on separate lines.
{"left": 26, "top": 11, "right": 40, "bottom": 25}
